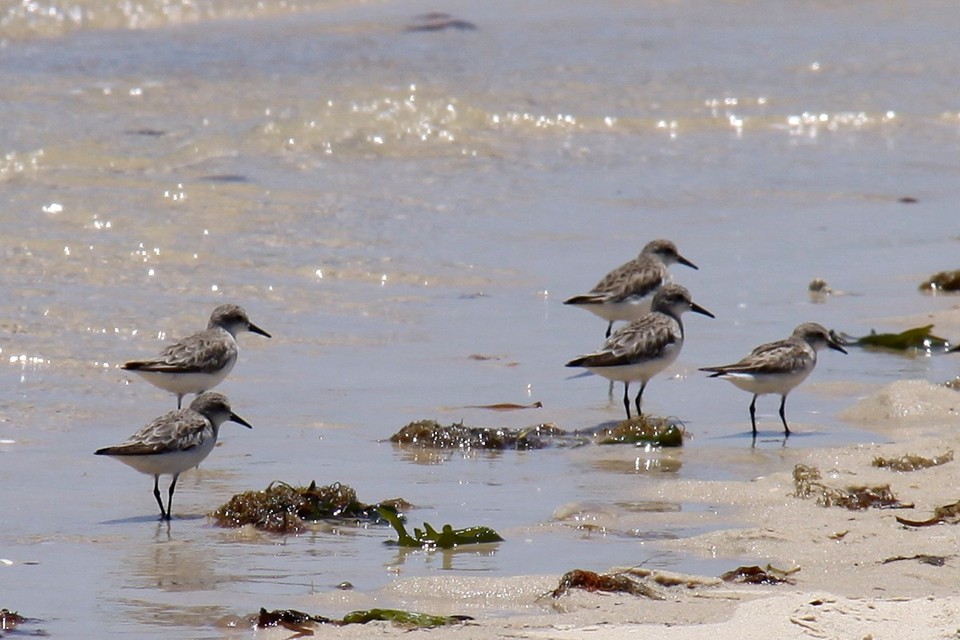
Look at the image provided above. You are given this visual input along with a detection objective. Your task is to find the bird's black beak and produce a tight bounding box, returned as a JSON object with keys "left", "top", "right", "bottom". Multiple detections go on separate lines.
{"left": 230, "top": 412, "right": 254, "bottom": 429}
{"left": 828, "top": 341, "right": 848, "bottom": 355}
{"left": 249, "top": 323, "right": 271, "bottom": 338}
{"left": 678, "top": 255, "right": 699, "bottom": 270}
{"left": 691, "top": 302, "right": 715, "bottom": 318}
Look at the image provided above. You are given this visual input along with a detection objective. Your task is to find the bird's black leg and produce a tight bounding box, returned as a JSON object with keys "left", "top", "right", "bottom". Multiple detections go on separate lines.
{"left": 153, "top": 475, "right": 168, "bottom": 520}
{"left": 605, "top": 322, "right": 613, "bottom": 338}
{"left": 779, "top": 396, "right": 791, "bottom": 436}
{"left": 635, "top": 381, "right": 648, "bottom": 417}
{"left": 164, "top": 474, "right": 180, "bottom": 521}
{"left": 622, "top": 382, "right": 631, "bottom": 420}
{"left": 749, "top": 395, "right": 758, "bottom": 434}
{"left": 176, "top": 394, "right": 183, "bottom": 410}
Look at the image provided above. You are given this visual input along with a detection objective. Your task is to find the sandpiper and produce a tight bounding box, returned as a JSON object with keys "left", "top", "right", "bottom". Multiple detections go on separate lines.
{"left": 566, "top": 284, "right": 714, "bottom": 420}
{"left": 95, "top": 392, "right": 252, "bottom": 520}
{"left": 564, "top": 239, "right": 698, "bottom": 337}
{"left": 699, "top": 322, "right": 847, "bottom": 435}
{"left": 123, "top": 304, "right": 270, "bottom": 408}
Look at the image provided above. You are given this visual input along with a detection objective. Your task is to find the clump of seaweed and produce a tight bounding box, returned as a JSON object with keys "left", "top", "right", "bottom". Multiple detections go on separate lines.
{"left": 872, "top": 450, "right": 953, "bottom": 472}
{"left": 1, "top": 609, "right": 27, "bottom": 632}
{"left": 919, "top": 270, "right": 960, "bottom": 292}
{"left": 377, "top": 504, "right": 503, "bottom": 548}
{"left": 256, "top": 607, "right": 470, "bottom": 632}
{"left": 549, "top": 569, "right": 664, "bottom": 599}
{"left": 896, "top": 500, "right": 960, "bottom": 527}
{"left": 829, "top": 325, "right": 951, "bottom": 352}
{"left": 211, "top": 481, "right": 403, "bottom": 533}
{"left": 793, "top": 464, "right": 911, "bottom": 510}
{"left": 389, "top": 419, "right": 566, "bottom": 450}
{"left": 594, "top": 416, "right": 684, "bottom": 447}
{"left": 720, "top": 564, "right": 799, "bottom": 585}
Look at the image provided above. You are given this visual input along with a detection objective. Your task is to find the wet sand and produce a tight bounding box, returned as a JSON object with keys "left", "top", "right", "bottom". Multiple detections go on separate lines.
{"left": 254, "top": 307, "right": 960, "bottom": 639}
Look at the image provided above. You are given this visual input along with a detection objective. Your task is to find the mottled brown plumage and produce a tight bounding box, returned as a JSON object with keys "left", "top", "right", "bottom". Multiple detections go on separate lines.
{"left": 564, "top": 239, "right": 698, "bottom": 337}
{"left": 700, "top": 322, "right": 847, "bottom": 435}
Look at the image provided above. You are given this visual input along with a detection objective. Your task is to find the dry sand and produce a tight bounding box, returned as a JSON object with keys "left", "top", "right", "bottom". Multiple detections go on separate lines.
{"left": 256, "top": 307, "right": 960, "bottom": 639}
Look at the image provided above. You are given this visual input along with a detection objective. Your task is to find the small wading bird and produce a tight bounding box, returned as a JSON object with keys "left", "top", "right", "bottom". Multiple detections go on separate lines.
{"left": 699, "top": 322, "right": 847, "bottom": 435}
{"left": 564, "top": 239, "right": 699, "bottom": 338}
{"left": 95, "top": 392, "right": 252, "bottom": 520}
{"left": 566, "top": 284, "right": 714, "bottom": 420}
{"left": 123, "top": 304, "right": 270, "bottom": 408}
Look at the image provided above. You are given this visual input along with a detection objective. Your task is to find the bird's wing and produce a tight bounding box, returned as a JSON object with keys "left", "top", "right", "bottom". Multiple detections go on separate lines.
{"left": 571, "top": 315, "right": 678, "bottom": 367}
{"left": 124, "top": 329, "right": 235, "bottom": 373}
{"left": 96, "top": 412, "right": 213, "bottom": 456}
{"left": 702, "top": 339, "right": 807, "bottom": 375}
{"left": 591, "top": 258, "right": 664, "bottom": 302}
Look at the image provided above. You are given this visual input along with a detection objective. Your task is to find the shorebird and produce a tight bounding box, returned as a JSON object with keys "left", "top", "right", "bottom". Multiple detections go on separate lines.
{"left": 95, "top": 392, "right": 252, "bottom": 520}
{"left": 564, "top": 239, "right": 698, "bottom": 337}
{"left": 123, "top": 304, "right": 270, "bottom": 408}
{"left": 699, "top": 322, "right": 847, "bottom": 435}
{"left": 566, "top": 284, "right": 714, "bottom": 420}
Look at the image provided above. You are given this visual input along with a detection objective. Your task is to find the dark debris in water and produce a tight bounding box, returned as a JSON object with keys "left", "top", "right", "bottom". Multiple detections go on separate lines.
{"left": 404, "top": 12, "right": 478, "bottom": 32}
{"left": 920, "top": 269, "right": 960, "bottom": 293}
{"left": 830, "top": 325, "right": 951, "bottom": 352}
{"left": 872, "top": 450, "right": 953, "bottom": 472}
{"left": 896, "top": 500, "right": 960, "bottom": 527}
{"left": 461, "top": 401, "right": 543, "bottom": 411}
{"left": 210, "top": 481, "right": 408, "bottom": 533}
{"left": 389, "top": 419, "right": 567, "bottom": 450}
{"left": 123, "top": 128, "right": 165, "bottom": 137}
{"left": 549, "top": 569, "right": 664, "bottom": 599}
{"left": 377, "top": 504, "right": 503, "bottom": 548}
{"left": 199, "top": 174, "right": 251, "bottom": 184}
{"left": 793, "top": 464, "right": 912, "bottom": 511}
{"left": 720, "top": 564, "right": 799, "bottom": 585}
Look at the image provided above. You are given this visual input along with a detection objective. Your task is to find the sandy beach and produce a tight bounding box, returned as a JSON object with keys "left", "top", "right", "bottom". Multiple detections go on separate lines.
{"left": 253, "top": 307, "right": 960, "bottom": 639}
{"left": 4, "top": 2, "right": 960, "bottom": 636}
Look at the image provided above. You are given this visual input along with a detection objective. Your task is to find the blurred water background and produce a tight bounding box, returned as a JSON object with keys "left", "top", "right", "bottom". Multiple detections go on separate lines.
{"left": 2, "top": 0, "right": 959, "bottom": 636}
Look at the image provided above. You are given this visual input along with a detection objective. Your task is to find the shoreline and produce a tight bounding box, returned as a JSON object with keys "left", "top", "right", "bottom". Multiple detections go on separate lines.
{"left": 255, "top": 366, "right": 960, "bottom": 638}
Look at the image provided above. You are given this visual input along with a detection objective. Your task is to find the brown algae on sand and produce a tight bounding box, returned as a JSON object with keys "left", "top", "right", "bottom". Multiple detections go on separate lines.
{"left": 210, "top": 481, "right": 406, "bottom": 533}
{"left": 896, "top": 500, "right": 960, "bottom": 527}
{"left": 549, "top": 569, "right": 664, "bottom": 599}
{"left": 720, "top": 564, "right": 800, "bottom": 585}
{"left": 873, "top": 450, "right": 953, "bottom": 472}
{"left": 793, "top": 464, "right": 911, "bottom": 510}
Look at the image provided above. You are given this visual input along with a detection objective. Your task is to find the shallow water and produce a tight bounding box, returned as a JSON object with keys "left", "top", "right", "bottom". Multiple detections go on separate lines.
{"left": 2, "top": 0, "right": 960, "bottom": 636}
